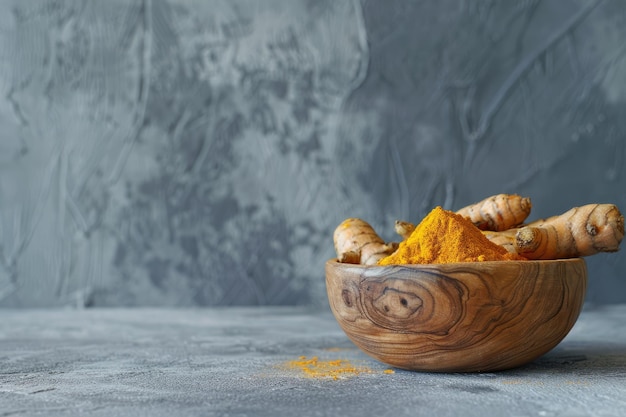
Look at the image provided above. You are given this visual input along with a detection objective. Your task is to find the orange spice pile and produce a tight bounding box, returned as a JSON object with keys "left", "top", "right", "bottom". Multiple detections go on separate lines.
{"left": 378, "top": 206, "right": 526, "bottom": 265}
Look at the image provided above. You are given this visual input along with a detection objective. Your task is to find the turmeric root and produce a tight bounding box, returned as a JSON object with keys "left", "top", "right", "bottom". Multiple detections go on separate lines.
{"left": 333, "top": 218, "right": 396, "bottom": 265}
{"left": 394, "top": 220, "right": 416, "bottom": 240}
{"left": 514, "top": 204, "right": 624, "bottom": 259}
{"left": 482, "top": 229, "right": 518, "bottom": 254}
{"left": 456, "top": 194, "right": 532, "bottom": 232}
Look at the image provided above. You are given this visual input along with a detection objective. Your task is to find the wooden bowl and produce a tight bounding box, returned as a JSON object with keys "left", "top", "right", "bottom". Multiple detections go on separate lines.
{"left": 325, "top": 258, "right": 587, "bottom": 372}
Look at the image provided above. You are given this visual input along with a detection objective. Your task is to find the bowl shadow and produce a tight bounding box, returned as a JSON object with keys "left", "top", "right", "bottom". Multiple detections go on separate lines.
{"left": 516, "top": 342, "right": 626, "bottom": 375}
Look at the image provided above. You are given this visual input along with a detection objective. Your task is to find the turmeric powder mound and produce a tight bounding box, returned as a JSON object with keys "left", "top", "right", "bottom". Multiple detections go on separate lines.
{"left": 284, "top": 356, "right": 372, "bottom": 380}
{"left": 378, "top": 206, "right": 526, "bottom": 265}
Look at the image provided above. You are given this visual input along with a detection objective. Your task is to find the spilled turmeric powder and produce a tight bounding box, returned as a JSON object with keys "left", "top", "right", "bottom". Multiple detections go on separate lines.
{"left": 284, "top": 356, "right": 370, "bottom": 380}
{"left": 283, "top": 356, "right": 394, "bottom": 380}
{"left": 378, "top": 206, "right": 526, "bottom": 265}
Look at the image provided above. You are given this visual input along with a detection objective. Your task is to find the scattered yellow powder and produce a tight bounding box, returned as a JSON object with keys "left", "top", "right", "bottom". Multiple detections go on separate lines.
{"left": 284, "top": 356, "right": 383, "bottom": 380}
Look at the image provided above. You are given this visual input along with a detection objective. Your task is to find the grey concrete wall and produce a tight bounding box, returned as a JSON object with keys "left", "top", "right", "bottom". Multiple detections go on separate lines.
{"left": 0, "top": 0, "right": 624, "bottom": 308}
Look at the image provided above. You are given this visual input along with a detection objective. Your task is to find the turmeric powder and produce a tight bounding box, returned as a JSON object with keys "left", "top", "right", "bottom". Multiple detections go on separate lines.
{"left": 378, "top": 206, "right": 526, "bottom": 265}
{"left": 283, "top": 356, "right": 374, "bottom": 380}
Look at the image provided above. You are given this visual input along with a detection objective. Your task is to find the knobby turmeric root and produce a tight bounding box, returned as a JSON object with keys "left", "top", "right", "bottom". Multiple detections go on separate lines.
{"left": 482, "top": 229, "right": 518, "bottom": 254}
{"left": 514, "top": 204, "right": 624, "bottom": 259}
{"left": 334, "top": 200, "right": 623, "bottom": 264}
{"left": 333, "top": 218, "right": 396, "bottom": 265}
{"left": 394, "top": 220, "right": 416, "bottom": 240}
{"left": 456, "top": 194, "right": 532, "bottom": 232}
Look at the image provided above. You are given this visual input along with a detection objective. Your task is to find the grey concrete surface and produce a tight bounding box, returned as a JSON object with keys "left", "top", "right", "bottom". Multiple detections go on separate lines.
{"left": 1, "top": 305, "right": 625, "bottom": 416}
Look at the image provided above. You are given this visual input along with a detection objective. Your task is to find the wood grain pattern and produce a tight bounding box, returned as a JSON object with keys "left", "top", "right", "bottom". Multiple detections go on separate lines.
{"left": 326, "top": 258, "right": 587, "bottom": 372}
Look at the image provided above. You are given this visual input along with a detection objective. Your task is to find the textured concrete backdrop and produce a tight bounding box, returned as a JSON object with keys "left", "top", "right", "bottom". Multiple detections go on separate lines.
{"left": 0, "top": 0, "right": 625, "bottom": 308}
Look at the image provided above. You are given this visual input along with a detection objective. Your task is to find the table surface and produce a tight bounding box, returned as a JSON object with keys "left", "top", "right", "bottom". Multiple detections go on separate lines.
{"left": 1, "top": 305, "right": 625, "bottom": 417}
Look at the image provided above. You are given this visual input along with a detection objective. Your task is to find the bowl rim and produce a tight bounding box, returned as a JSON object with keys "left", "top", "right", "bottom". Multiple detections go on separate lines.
{"left": 326, "top": 257, "right": 587, "bottom": 270}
